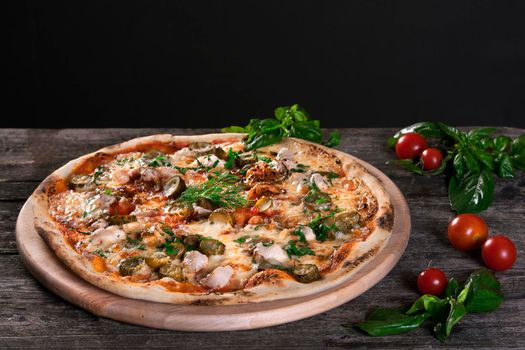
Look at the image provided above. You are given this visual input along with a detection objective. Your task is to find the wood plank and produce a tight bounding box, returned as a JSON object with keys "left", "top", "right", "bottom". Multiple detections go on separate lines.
{"left": 0, "top": 201, "right": 24, "bottom": 254}
{"left": 0, "top": 181, "right": 39, "bottom": 201}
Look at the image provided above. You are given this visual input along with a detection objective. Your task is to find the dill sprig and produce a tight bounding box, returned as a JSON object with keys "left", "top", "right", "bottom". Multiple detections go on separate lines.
{"left": 176, "top": 171, "right": 249, "bottom": 208}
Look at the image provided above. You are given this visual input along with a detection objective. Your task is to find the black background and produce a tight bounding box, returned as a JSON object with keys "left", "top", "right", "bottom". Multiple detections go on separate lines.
{"left": 6, "top": 1, "right": 525, "bottom": 128}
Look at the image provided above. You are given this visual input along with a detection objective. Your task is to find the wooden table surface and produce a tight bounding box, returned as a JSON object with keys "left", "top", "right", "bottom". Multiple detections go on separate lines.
{"left": 2, "top": 128, "right": 524, "bottom": 349}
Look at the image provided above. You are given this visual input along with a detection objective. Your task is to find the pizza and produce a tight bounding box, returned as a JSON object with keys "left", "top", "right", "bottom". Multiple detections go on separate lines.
{"left": 33, "top": 133, "right": 394, "bottom": 304}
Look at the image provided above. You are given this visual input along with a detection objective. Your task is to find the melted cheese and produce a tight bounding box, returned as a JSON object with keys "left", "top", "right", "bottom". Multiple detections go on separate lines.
{"left": 85, "top": 226, "right": 126, "bottom": 252}
{"left": 47, "top": 139, "right": 376, "bottom": 291}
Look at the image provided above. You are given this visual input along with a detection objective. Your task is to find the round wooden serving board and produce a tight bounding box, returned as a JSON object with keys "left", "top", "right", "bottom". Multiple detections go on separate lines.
{"left": 16, "top": 158, "right": 410, "bottom": 332}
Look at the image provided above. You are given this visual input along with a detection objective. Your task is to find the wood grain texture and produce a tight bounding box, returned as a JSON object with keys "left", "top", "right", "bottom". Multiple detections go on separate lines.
{"left": 2, "top": 128, "right": 524, "bottom": 349}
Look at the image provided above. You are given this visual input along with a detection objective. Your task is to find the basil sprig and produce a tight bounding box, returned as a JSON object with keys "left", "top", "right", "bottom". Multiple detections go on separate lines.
{"left": 222, "top": 104, "right": 340, "bottom": 150}
{"left": 352, "top": 269, "right": 503, "bottom": 342}
{"left": 388, "top": 123, "right": 525, "bottom": 213}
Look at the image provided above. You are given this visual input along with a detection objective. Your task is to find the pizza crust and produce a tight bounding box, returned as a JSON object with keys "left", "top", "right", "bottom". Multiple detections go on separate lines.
{"left": 33, "top": 133, "right": 393, "bottom": 305}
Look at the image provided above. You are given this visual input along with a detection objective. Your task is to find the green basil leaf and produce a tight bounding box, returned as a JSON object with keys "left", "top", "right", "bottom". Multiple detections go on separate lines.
{"left": 469, "top": 145, "right": 494, "bottom": 170}
{"left": 453, "top": 153, "right": 466, "bottom": 177}
{"left": 242, "top": 118, "right": 283, "bottom": 147}
{"left": 438, "top": 123, "right": 463, "bottom": 143}
{"left": 444, "top": 278, "right": 460, "bottom": 299}
{"left": 235, "top": 119, "right": 267, "bottom": 136}
{"left": 406, "top": 295, "right": 446, "bottom": 318}
{"left": 274, "top": 104, "right": 311, "bottom": 123}
{"left": 223, "top": 104, "right": 340, "bottom": 151}
{"left": 244, "top": 118, "right": 264, "bottom": 133}
{"left": 354, "top": 308, "right": 430, "bottom": 336}
{"left": 434, "top": 298, "right": 467, "bottom": 342}
{"left": 496, "top": 153, "right": 514, "bottom": 178}
{"left": 467, "top": 128, "right": 496, "bottom": 140}
{"left": 289, "top": 121, "right": 323, "bottom": 143}
{"left": 221, "top": 125, "right": 246, "bottom": 133}
{"left": 465, "top": 286, "right": 503, "bottom": 314}
{"left": 480, "top": 137, "right": 494, "bottom": 151}
{"left": 274, "top": 106, "right": 288, "bottom": 121}
{"left": 290, "top": 104, "right": 310, "bottom": 122}
{"left": 494, "top": 135, "right": 512, "bottom": 153}
{"left": 388, "top": 122, "right": 445, "bottom": 148}
{"left": 245, "top": 128, "right": 284, "bottom": 150}
{"left": 387, "top": 160, "right": 423, "bottom": 175}
{"left": 325, "top": 130, "right": 341, "bottom": 147}
{"left": 448, "top": 169, "right": 494, "bottom": 213}
{"left": 461, "top": 268, "right": 503, "bottom": 313}
{"left": 366, "top": 308, "right": 407, "bottom": 321}
{"left": 511, "top": 134, "right": 525, "bottom": 171}
{"left": 461, "top": 149, "right": 481, "bottom": 175}
{"left": 257, "top": 118, "right": 282, "bottom": 132}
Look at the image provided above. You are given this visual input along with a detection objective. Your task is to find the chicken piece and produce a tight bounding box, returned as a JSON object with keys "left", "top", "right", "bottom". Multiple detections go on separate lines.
{"left": 139, "top": 168, "right": 160, "bottom": 183}
{"left": 90, "top": 219, "right": 108, "bottom": 230}
{"left": 182, "top": 251, "right": 209, "bottom": 273}
{"left": 276, "top": 148, "right": 297, "bottom": 170}
{"left": 200, "top": 265, "right": 234, "bottom": 289}
{"left": 253, "top": 243, "right": 289, "bottom": 266}
{"left": 298, "top": 226, "right": 316, "bottom": 242}
{"left": 192, "top": 154, "right": 225, "bottom": 168}
{"left": 112, "top": 167, "right": 139, "bottom": 185}
{"left": 92, "top": 193, "right": 116, "bottom": 212}
{"left": 85, "top": 226, "right": 126, "bottom": 251}
{"left": 290, "top": 172, "right": 309, "bottom": 195}
{"left": 310, "top": 173, "right": 329, "bottom": 191}
{"left": 156, "top": 166, "right": 181, "bottom": 181}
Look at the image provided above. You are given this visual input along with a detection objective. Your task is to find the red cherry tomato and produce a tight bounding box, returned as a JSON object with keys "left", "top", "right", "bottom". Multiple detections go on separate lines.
{"left": 482, "top": 235, "right": 517, "bottom": 271}
{"left": 417, "top": 268, "right": 448, "bottom": 296}
{"left": 395, "top": 133, "right": 428, "bottom": 159}
{"left": 448, "top": 214, "right": 489, "bottom": 251}
{"left": 421, "top": 148, "right": 443, "bottom": 171}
